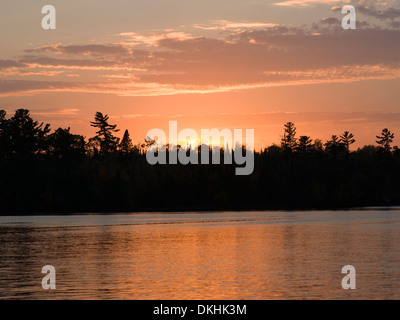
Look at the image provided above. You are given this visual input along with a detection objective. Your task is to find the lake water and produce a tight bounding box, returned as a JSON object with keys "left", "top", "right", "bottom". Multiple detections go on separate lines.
{"left": 0, "top": 210, "right": 399, "bottom": 300}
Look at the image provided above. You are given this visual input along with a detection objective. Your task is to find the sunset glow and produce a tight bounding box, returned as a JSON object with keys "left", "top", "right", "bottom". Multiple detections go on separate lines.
{"left": 1, "top": 0, "right": 400, "bottom": 150}
{"left": 2, "top": 1, "right": 400, "bottom": 303}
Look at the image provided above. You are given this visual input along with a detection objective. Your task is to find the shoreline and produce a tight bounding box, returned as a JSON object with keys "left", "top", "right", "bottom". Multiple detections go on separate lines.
{"left": 1, "top": 205, "right": 400, "bottom": 216}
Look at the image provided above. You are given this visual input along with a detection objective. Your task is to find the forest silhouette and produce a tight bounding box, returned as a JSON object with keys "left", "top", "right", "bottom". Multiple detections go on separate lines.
{"left": 0, "top": 108, "right": 399, "bottom": 215}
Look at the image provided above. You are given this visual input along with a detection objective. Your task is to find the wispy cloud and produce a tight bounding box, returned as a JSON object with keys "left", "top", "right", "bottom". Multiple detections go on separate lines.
{"left": 0, "top": 60, "right": 27, "bottom": 70}
{"left": 118, "top": 31, "right": 194, "bottom": 47}
{"left": 31, "top": 108, "right": 80, "bottom": 116}
{"left": 120, "top": 114, "right": 161, "bottom": 118}
{"left": 25, "top": 44, "right": 131, "bottom": 56}
{"left": 194, "top": 20, "right": 279, "bottom": 31}
{"left": 331, "top": 3, "right": 400, "bottom": 20}
{"left": 274, "top": 0, "right": 341, "bottom": 7}
{"left": 2, "top": 19, "right": 400, "bottom": 97}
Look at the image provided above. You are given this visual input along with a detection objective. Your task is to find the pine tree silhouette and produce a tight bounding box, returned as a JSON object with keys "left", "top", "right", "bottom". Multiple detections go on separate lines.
{"left": 281, "top": 122, "right": 297, "bottom": 151}
{"left": 7, "top": 109, "right": 50, "bottom": 156}
{"left": 90, "top": 112, "right": 120, "bottom": 154}
{"left": 340, "top": 131, "right": 356, "bottom": 151}
{"left": 297, "top": 136, "right": 313, "bottom": 152}
{"left": 119, "top": 129, "right": 133, "bottom": 153}
{"left": 376, "top": 128, "right": 395, "bottom": 152}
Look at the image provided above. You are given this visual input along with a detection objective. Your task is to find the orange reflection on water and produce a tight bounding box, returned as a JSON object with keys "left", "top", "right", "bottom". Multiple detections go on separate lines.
{"left": 0, "top": 211, "right": 400, "bottom": 299}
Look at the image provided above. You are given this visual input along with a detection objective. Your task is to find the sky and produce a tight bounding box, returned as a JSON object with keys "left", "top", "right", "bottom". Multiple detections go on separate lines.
{"left": 1, "top": 0, "right": 400, "bottom": 150}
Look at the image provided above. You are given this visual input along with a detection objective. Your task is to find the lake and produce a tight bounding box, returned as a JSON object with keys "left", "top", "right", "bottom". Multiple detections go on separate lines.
{"left": 0, "top": 210, "right": 399, "bottom": 299}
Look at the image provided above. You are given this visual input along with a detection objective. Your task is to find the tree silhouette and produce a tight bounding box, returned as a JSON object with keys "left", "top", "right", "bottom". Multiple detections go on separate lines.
{"left": 340, "top": 131, "right": 356, "bottom": 151}
{"left": 325, "top": 135, "right": 346, "bottom": 154}
{"left": 376, "top": 128, "right": 394, "bottom": 152}
{"left": 87, "top": 136, "right": 101, "bottom": 156}
{"left": 142, "top": 136, "right": 156, "bottom": 150}
{"left": 0, "top": 110, "right": 8, "bottom": 159}
{"left": 313, "top": 139, "right": 324, "bottom": 152}
{"left": 119, "top": 129, "right": 133, "bottom": 153}
{"left": 297, "top": 136, "right": 313, "bottom": 152}
{"left": 281, "top": 122, "right": 297, "bottom": 151}
{"left": 49, "top": 127, "right": 85, "bottom": 159}
{"left": 7, "top": 109, "right": 50, "bottom": 157}
{"left": 90, "top": 112, "right": 120, "bottom": 154}
{"left": 1, "top": 112, "right": 400, "bottom": 214}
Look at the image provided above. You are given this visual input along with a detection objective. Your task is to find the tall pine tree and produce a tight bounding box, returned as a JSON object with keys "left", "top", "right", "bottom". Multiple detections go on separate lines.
{"left": 119, "top": 129, "right": 133, "bottom": 153}
{"left": 90, "top": 112, "right": 120, "bottom": 154}
{"left": 376, "top": 128, "right": 394, "bottom": 152}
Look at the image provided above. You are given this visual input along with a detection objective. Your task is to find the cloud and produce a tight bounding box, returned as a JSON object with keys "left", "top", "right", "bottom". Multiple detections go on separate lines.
{"left": 390, "top": 21, "right": 400, "bottom": 27}
{"left": 274, "top": 0, "right": 341, "bottom": 7}
{"left": 356, "top": 5, "right": 400, "bottom": 20}
{"left": 319, "top": 17, "right": 341, "bottom": 25}
{"left": 2, "top": 21, "right": 400, "bottom": 97}
{"left": 141, "top": 26, "right": 400, "bottom": 86}
{"left": 120, "top": 114, "right": 161, "bottom": 118}
{"left": 0, "top": 60, "right": 27, "bottom": 70}
{"left": 25, "top": 44, "right": 131, "bottom": 56}
{"left": 312, "top": 16, "right": 370, "bottom": 31}
{"left": 118, "top": 31, "right": 194, "bottom": 47}
{"left": 32, "top": 108, "right": 80, "bottom": 116}
{"left": 0, "top": 80, "right": 87, "bottom": 96}
{"left": 194, "top": 20, "right": 279, "bottom": 31}
{"left": 20, "top": 56, "right": 124, "bottom": 69}
{"left": 331, "top": 1, "right": 400, "bottom": 20}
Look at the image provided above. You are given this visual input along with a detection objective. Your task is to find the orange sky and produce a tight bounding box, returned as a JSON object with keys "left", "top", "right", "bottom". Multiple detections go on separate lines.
{"left": 1, "top": 0, "right": 400, "bottom": 150}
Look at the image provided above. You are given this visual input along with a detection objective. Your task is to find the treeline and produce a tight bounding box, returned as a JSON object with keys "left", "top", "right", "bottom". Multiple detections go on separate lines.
{"left": 0, "top": 109, "right": 399, "bottom": 214}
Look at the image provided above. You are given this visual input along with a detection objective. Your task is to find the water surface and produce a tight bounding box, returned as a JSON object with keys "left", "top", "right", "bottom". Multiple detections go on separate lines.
{"left": 0, "top": 210, "right": 399, "bottom": 299}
